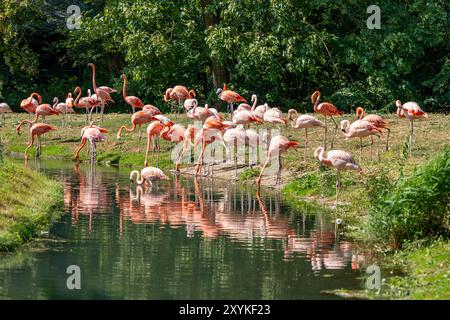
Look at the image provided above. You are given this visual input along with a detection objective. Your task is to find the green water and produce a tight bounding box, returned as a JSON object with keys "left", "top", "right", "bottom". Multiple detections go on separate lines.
{"left": 0, "top": 159, "right": 364, "bottom": 299}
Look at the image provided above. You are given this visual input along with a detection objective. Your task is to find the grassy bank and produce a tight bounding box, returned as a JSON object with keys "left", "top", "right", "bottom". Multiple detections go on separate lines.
{"left": 0, "top": 160, "right": 63, "bottom": 252}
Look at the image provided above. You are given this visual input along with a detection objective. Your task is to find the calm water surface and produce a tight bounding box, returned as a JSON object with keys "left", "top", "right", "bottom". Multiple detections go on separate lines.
{"left": 0, "top": 159, "right": 365, "bottom": 299}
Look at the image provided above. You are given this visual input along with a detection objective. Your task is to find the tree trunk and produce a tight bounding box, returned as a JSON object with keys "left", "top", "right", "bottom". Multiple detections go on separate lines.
{"left": 202, "top": 0, "right": 229, "bottom": 91}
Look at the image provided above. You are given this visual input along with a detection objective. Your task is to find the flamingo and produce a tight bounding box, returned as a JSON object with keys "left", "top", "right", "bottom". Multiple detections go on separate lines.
{"left": 187, "top": 103, "right": 221, "bottom": 123}
{"left": 142, "top": 104, "right": 162, "bottom": 116}
{"left": 160, "top": 123, "right": 186, "bottom": 170}
{"left": 256, "top": 135, "right": 300, "bottom": 188}
{"left": 263, "top": 107, "right": 287, "bottom": 126}
{"left": 232, "top": 109, "right": 263, "bottom": 127}
{"left": 288, "top": 109, "right": 325, "bottom": 162}
{"left": 122, "top": 73, "right": 144, "bottom": 114}
{"left": 144, "top": 116, "right": 173, "bottom": 167}
{"left": 236, "top": 94, "right": 257, "bottom": 112}
{"left": 53, "top": 97, "right": 74, "bottom": 127}
{"left": 245, "top": 128, "right": 261, "bottom": 168}
{"left": 195, "top": 117, "right": 230, "bottom": 176}
{"left": 87, "top": 63, "right": 115, "bottom": 118}
{"left": 311, "top": 91, "right": 342, "bottom": 149}
{"left": 0, "top": 102, "right": 12, "bottom": 125}
{"left": 117, "top": 111, "right": 157, "bottom": 152}
{"left": 183, "top": 98, "right": 198, "bottom": 112}
{"left": 340, "top": 119, "right": 383, "bottom": 161}
{"left": 314, "top": 146, "right": 361, "bottom": 206}
{"left": 223, "top": 125, "right": 248, "bottom": 178}
{"left": 174, "top": 124, "right": 199, "bottom": 172}
{"left": 17, "top": 99, "right": 59, "bottom": 127}
{"left": 252, "top": 102, "right": 269, "bottom": 121}
{"left": 216, "top": 84, "right": 246, "bottom": 113}
{"left": 356, "top": 107, "right": 390, "bottom": 151}
{"left": 20, "top": 92, "right": 41, "bottom": 116}
{"left": 17, "top": 120, "right": 57, "bottom": 160}
{"left": 74, "top": 125, "right": 108, "bottom": 163}
{"left": 73, "top": 86, "right": 98, "bottom": 123}
{"left": 164, "top": 85, "right": 196, "bottom": 115}
{"left": 130, "top": 167, "right": 169, "bottom": 187}
{"left": 396, "top": 100, "right": 428, "bottom": 155}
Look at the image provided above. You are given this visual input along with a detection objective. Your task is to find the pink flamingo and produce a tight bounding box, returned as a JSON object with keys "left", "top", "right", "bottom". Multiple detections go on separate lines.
{"left": 311, "top": 91, "right": 342, "bottom": 149}
{"left": 223, "top": 125, "right": 248, "bottom": 178}
{"left": 245, "top": 128, "right": 261, "bottom": 168}
{"left": 340, "top": 119, "right": 383, "bottom": 161}
{"left": 236, "top": 94, "right": 257, "bottom": 112}
{"left": 195, "top": 117, "right": 230, "bottom": 176}
{"left": 356, "top": 107, "right": 390, "bottom": 151}
{"left": 252, "top": 102, "right": 269, "bottom": 121}
{"left": 160, "top": 123, "right": 187, "bottom": 170}
{"left": 173, "top": 124, "right": 199, "bottom": 172}
{"left": 263, "top": 107, "right": 287, "bottom": 126}
{"left": 232, "top": 109, "right": 263, "bottom": 127}
{"left": 164, "top": 85, "right": 196, "bottom": 115}
{"left": 74, "top": 125, "right": 108, "bottom": 163}
{"left": 314, "top": 146, "right": 361, "bottom": 206}
{"left": 256, "top": 135, "right": 300, "bottom": 187}
{"left": 183, "top": 98, "right": 198, "bottom": 112}
{"left": 87, "top": 63, "right": 115, "bottom": 116}
{"left": 73, "top": 86, "right": 98, "bottom": 123}
{"left": 20, "top": 92, "right": 41, "bottom": 116}
{"left": 17, "top": 121, "right": 57, "bottom": 160}
{"left": 17, "top": 100, "right": 59, "bottom": 128}
{"left": 0, "top": 102, "right": 12, "bottom": 125}
{"left": 53, "top": 97, "right": 74, "bottom": 127}
{"left": 117, "top": 110, "right": 157, "bottom": 152}
{"left": 216, "top": 84, "right": 246, "bottom": 113}
{"left": 122, "top": 73, "right": 144, "bottom": 114}
{"left": 396, "top": 100, "right": 428, "bottom": 155}
{"left": 142, "top": 104, "right": 162, "bottom": 116}
{"left": 187, "top": 103, "right": 221, "bottom": 123}
{"left": 130, "top": 167, "right": 169, "bottom": 187}
{"left": 288, "top": 109, "right": 325, "bottom": 162}
{"left": 144, "top": 116, "right": 173, "bottom": 167}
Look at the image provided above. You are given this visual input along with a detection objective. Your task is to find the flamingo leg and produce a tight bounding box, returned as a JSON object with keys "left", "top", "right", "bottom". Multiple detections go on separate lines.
{"left": 370, "top": 135, "right": 374, "bottom": 162}
{"left": 100, "top": 101, "right": 105, "bottom": 122}
{"left": 138, "top": 125, "right": 142, "bottom": 153}
{"left": 24, "top": 134, "right": 35, "bottom": 161}
{"left": 156, "top": 138, "right": 160, "bottom": 167}
{"left": 195, "top": 136, "right": 207, "bottom": 175}
{"left": 323, "top": 116, "right": 328, "bottom": 149}
{"left": 385, "top": 128, "right": 390, "bottom": 151}
{"left": 304, "top": 128, "right": 308, "bottom": 163}
{"left": 330, "top": 116, "right": 338, "bottom": 150}
{"left": 234, "top": 141, "right": 237, "bottom": 179}
{"left": 360, "top": 137, "right": 363, "bottom": 161}
{"left": 144, "top": 135, "right": 151, "bottom": 167}
{"left": 276, "top": 154, "right": 282, "bottom": 186}
{"left": 409, "top": 120, "right": 414, "bottom": 155}
{"left": 335, "top": 170, "right": 341, "bottom": 207}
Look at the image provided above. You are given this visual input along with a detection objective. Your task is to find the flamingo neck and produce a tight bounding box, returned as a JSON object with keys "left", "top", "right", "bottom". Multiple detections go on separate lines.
{"left": 122, "top": 75, "right": 127, "bottom": 99}
{"left": 91, "top": 64, "right": 97, "bottom": 91}
{"left": 74, "top": 88, "right": 82, "bottom": 106}
{"left": 313, "top": 92, "right": 320, "bottom": 112}
{"left": 251, "top": 95, "right": 257, "bottom": 111}
{"left": 136, "top": 171, "right": 144, "bottom": 185}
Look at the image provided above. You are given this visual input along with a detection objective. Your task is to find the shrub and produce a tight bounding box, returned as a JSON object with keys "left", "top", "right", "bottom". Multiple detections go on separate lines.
{"left": 366, "top": 146, "right": 450, "bottom": 248}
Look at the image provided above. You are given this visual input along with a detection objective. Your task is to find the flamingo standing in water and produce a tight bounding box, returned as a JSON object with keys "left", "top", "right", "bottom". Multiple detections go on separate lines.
{"left": 396, "top": 100, "right": 428, "bottom": 155}
{"left": 356, "top": 107, "right": 390, "bottom": 151}
{"left": 340, "top": 119, "right": 383, "bottom": 161}
{"left": 74, "top": 124, "right": 108, "bottom": 163}
{"left": 143, "top": 115, "right": 173, "bottom": 167}
{"left": 73, "top": 86, "right": 98, "bottom": 124}
{"left": 16, "top": 120, "right": 57, "bottom": 160}
{"left": 288, "top": 109, "right": 325, "bottom": 163}
{"left": 117, "top": 111, "right": 157, "bottom": 152}
{"left": 87, "top": 63, "right": 115, "bottom": 119}
{"left": 130, "top": 167, "right": 169, "bottom": 187}
{"left": 20, "top": 92, "right": 41, "bottom": 116}
{"left": 0, "top": 103, "right": 12, "bottom": 125}
{"left": 122, "top": 73, "right": 144, "bottom": 114}
{"left": 256, "top": 135, "right": 300, "bottom": 188}
{"left": 223, "top": 125, "right": 248, "bottom": 178}
{"left": 216, "top": 84, "right": 246, "bottom": 113}
{"left": 311, "top": 91, "right": 342, "bottom": 149}
{"left": 195, "top": 117, "right": 229, "bottom": 176}
{"left": 314, "top": 146, "right": 361, "bottom": 206}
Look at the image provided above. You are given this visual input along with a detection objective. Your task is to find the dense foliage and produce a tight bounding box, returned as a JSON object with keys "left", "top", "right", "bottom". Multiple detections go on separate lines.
{"left": 367, "top": 146, "right": 450, "bottom": 248}
{"left": 0, "top": 0, "right": 449, "bottom": 112}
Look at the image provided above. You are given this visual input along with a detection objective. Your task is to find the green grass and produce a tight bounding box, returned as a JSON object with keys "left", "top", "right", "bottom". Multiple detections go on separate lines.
{"left": 0, "top": 161, "right": 63, "bottom": 252}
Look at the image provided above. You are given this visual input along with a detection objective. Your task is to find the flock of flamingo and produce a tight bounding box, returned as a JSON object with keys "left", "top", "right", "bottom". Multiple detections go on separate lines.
{"left": 0, "top": 63, "right": 429, "bottom": 205}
